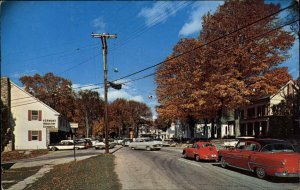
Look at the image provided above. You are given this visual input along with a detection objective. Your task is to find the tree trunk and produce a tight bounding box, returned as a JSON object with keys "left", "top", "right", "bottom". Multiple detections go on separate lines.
{"left": 216, "top": 108, "right": 223, "bottom": 139}
{"left": 187, "top": 116, "right": 195, "bottom": 138}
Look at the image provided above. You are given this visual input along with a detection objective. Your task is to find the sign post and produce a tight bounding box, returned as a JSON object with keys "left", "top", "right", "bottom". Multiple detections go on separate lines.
{"left": 70, "top": 123, "right": 78, "bottom": 161}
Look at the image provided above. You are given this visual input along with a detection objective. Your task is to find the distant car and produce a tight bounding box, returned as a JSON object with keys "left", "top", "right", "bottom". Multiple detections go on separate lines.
{"left": 223, "top": 136, "right": 254, "bottom": 148}
{"left": 218, "top": 138, "right": 300, "bottom": 179}
{"left": 182, "top": 142, "right": 218, "bottom": 162}
{"left": 48, "top": 140, "right": 86, "bottom": 151}
{"left": 76, "top": 138, "right": 93, "bottom": 148}
{"left": 94, "top": 140, "right": 116, "bottom": 149}
{"left": 129, "top": 139, "right": 162, "bottom": 151}
{"left": 114, "top": 138, "right": 124, "bottom": 145}
{"left": 122, "top": 138, "right": 133, "bottom": 146}
{"left": 163, "top": 139, "right": 177, "bottom": 147}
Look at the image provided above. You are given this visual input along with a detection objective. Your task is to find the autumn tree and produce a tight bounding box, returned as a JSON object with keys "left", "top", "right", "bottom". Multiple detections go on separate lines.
{"left": 108, "top": 98, "right": 130, "bottom": 137}
{"left": 20, "top": 73, "right": 77, "bottom": 121}
{"left": 108, "top": 98, "right": 153, "bottom": 138}
{"left": 156, "top": 0, "right": 295, "bottom": 138}
{"left": 74, "top": 90, "right": 104, "bottom": 138}
{"left": 154, "top": 115, "right": 172, "bottom": 131}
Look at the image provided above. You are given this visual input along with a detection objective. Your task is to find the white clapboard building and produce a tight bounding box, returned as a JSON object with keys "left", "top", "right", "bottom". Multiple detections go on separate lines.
{"left": 10, "top": 82, "right": 71, "bottom": 150}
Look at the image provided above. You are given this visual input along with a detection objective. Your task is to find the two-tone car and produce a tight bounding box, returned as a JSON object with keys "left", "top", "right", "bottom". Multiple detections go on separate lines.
{"left": 218, "top": 138, "right": 300, "bottom": 179}
{"left": 129, "top": 138, "right": 162, "bottom": 151}
{"left": 48, "top": 140, "right": 86, "bottom": 151}
{"left": 182, "top": 141, "right": 218, "bottom": 162}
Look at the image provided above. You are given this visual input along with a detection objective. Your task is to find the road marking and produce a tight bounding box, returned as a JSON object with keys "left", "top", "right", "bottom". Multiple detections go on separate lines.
{"left": 178, "top": 158, "right": 202, "bottom": 168}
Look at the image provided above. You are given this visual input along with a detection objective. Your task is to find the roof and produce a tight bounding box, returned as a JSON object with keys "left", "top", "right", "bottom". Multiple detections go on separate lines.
{"left": 241, "top": 138, "right": 291, "bottom": 147}
{"left": 10, "top": 81, "right": 60, "bottom": 115}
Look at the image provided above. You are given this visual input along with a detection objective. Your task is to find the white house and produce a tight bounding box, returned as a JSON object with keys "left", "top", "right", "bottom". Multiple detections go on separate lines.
{"left": 10, "top": 82, "right": 71, "bottom": 150}
{"left": 239, "top": 80, "right": 298, "bottom": 137}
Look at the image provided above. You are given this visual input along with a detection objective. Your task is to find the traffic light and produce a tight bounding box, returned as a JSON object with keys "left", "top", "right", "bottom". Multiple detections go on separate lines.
{"left": 108, "top": 82, "right": 122, "bottom": 90}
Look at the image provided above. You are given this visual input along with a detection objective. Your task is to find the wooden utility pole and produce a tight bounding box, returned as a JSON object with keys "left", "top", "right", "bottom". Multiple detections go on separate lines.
{"left": 92, "top": 33, "right": 117, "bottom": 154}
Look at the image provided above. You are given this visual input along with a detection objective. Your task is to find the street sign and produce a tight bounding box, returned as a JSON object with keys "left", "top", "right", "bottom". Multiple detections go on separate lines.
{"left": 70, "top": 123, "right": 78, "bottom": 129}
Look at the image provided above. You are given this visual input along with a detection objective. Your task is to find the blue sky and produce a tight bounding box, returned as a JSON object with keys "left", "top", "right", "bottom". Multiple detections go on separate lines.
{"left": 1, "top": 1, "right": 299, "bottom": 118}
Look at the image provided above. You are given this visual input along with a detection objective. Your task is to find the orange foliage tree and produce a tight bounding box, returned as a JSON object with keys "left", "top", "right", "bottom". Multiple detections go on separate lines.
{"left": 156, "top": 0, "right": 295, "bottom": 137}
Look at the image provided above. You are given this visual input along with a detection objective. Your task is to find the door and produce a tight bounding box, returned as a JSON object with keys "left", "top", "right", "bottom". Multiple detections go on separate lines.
{"left": 226, "top": 141, "right": 246, "bottom": 167}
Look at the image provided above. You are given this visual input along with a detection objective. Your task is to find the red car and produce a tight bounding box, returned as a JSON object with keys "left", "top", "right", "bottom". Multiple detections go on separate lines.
{"left": 182, "top": 141, "right": 218, "bottom": 161}
{"left": 218, "top": 139, "right": 300, "bottom": 179}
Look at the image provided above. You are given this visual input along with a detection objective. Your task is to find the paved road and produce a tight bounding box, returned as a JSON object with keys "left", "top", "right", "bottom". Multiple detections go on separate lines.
{"left": 115, "top": 147, "right": 300, "bottom": 190}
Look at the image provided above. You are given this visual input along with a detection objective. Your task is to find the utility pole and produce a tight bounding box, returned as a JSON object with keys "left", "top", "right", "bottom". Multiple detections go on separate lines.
{"left": 92, "top": 33, "right": 117, "bottom": 154}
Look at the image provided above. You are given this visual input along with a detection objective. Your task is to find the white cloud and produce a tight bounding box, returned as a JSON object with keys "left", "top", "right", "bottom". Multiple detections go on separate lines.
{"left": 179, "top": 1, "right": 223, "bottom": 37}
{"left": 72, "top": 83, "right": 101, "bottom": 92}
{"left": 11, "top": 70, "right": 37, "bottom": 79}
{"left": 139, "top": 1, "right": 188, "bottom": 27}
{"left": 107, "top": 89, "right": 144, "bottom": 102}
{"left": 91, "top": 17, "right": 106, "bottom": 33}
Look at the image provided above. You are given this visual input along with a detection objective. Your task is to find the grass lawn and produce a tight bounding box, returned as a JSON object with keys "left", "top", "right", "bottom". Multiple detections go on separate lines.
{"left": 1, "top": 149, "right": 49, "bottom": 161}
{"left": 24, "top": 154, "right": 121, "bottom": 190}
{"left": 1, "top": 166, "right": 43, "bottom": 189}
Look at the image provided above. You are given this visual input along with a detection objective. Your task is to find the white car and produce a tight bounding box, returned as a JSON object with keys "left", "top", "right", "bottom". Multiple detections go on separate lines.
{"left": 48, "top": 140, "right": 86, "bottom": 151}
{"left": 223, "top": 136, "right": 255, "bottom": 148}
{"left": 129, "top": 139, "right": 162, "bottom": 151}
{"left": 94, "top": 140, "right": 116, "bottom": 149}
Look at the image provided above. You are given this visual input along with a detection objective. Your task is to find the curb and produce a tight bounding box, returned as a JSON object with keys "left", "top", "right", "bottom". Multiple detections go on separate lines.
{"left": 111, "top": 146, "right": 123, "bottom": 154}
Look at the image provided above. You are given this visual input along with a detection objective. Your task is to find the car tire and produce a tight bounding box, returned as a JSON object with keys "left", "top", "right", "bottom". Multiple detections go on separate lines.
{"left": 195, "top": 155, "right": 200, "bottom": 162}
{"left": 146, "top": 146, "right": 151, "bottom": 151}
{"left": 51, "top": 147, "right": 57, "bottom": 151}
{"left": 75, "top": 147, "right": 79, "bottom": 150}
{"left": 220, "top": 157, "right": 227, "bottom": 168}
{"left": 256, "top": 167, "right": 267, "bottom": 179}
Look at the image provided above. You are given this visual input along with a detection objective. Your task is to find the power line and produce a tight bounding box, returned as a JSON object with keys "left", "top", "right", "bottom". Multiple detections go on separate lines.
{"left": 111, "top": 3, "right": 296, "bottom": 82}
{"left": 112, "top": 1, "right": 192, "bottom": 51}
{"left": 57, "top": 53, "right": 101, "bottom": 76}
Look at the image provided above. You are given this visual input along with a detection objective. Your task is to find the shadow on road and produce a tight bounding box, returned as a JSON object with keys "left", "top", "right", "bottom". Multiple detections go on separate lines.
{"left": 212, "top": 163, "right": 300, "bottom": 183}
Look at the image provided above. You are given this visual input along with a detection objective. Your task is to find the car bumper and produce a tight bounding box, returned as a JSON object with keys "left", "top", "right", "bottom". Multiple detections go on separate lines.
{"left": 275, "top": 172, "right": 299, "bottom": 178}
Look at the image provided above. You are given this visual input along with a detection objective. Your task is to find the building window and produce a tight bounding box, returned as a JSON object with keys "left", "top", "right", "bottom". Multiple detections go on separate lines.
{"left": 240, "top": 110, "right": 244, "bottom": 119}
{"left": 32, "top": 111, "right": 39, "bottom": 120}
{"left": 32, "top": 131, "right": 38, "bottom": 140}
{"left": 257, "top": 105, "right": 266, "bottom": 117}
{"left": 28, "top": 110, "right": 42, "bottom": 121}
{"left": 28, "top": 130, "right": 42, "bottom": 141}
{"left": 247, "top": 108, "right": 255, "bottom": 118}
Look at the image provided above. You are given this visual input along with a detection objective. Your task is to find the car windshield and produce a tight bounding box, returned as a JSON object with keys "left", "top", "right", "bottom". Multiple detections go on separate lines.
{"left": 261, "top": 143, "right": 295, "bottom": 153}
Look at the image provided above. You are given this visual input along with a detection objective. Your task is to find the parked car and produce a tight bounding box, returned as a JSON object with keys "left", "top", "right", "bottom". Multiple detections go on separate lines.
{"left": 182, "top": 141, "right": 218, "bottom": 161}
{"left": 129, "top": 138, "right": 162, "bottom": 151}
{"left": 122, "top": 138, "right": 133, "bottom": 146}
{"left": 163, "top": 139, "right": 177, "bottom": 147}
{"left": 94, "top": 140, "right": 116, "bottom": 149}
{"left": 48, "top": 140, "right": 86, "bottom": 151}
{"left": 223, "top": 136, "right": 254, "bottom": 148}
{"left": 114, "top": 138, "right": 124, "bottom": 145}
{"left": 218, "top": 138, "right": 300, "bottom": 179}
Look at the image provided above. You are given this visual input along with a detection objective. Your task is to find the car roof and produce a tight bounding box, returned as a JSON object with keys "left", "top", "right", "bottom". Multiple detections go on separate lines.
{"left": 195, "top": 141, "right": 212, "bottom": 145}
{"left": 240, "top": 138, "right": 291, "bottom": 146}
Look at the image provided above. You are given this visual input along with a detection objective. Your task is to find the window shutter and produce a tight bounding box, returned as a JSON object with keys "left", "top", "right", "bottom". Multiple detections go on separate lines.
{"left": 28, "top": 110, "right": 32, "bottom": 121}
{"left": 38, "top": 110, "right": 42, "bottom": 121}
{"left": 38, "top": 131, "right": 42, "bottom": 141}
{"left": 28, "top": 131, "right": 32, "bottom": 141}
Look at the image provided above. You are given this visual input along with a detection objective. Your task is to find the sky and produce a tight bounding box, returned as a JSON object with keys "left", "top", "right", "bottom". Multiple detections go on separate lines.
{"left": 1, "top": 1, "right": 299, "bottom": 119}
